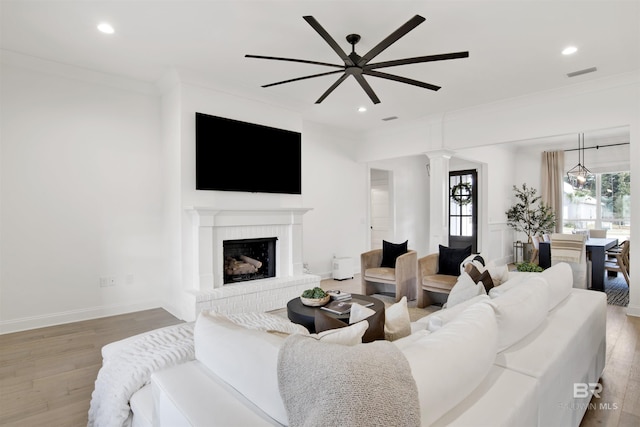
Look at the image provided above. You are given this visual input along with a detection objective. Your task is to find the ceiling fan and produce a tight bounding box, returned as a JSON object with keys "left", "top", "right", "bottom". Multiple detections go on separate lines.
{"left": 245, "top": 15, "right": 469, "bottom": 104}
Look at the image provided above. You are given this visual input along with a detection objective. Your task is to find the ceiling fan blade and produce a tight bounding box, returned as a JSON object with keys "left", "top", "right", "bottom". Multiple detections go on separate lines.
{"left": 303, "top": 16, "right": 355, "bottom": 66}
{"left": 315, "top": 73, "right": 349, "bottom": 103}
{"left": 261, "top": 70, "right": 344, "bottom": 88}
{"left": 364, "top": 69, "right": 441, "bottom": 91}
{"left": 358, "top": 14, "right": 426, "bottom": 67}
{"left": 352, "top": 74, "right": 381, "bottom": 104}
{"left": 245, "top": 54, "right": 343, "bottom": 69}
{"left": 365, "top": 51, "right": 470, "bottom": 70}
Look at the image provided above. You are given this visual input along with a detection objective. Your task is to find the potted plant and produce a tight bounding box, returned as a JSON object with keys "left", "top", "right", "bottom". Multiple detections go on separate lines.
{"left": 505, "top": 183, "right": 557, "bottom": 261}
{"left": 516, "top": 261, "right": 544, "bottom": 272}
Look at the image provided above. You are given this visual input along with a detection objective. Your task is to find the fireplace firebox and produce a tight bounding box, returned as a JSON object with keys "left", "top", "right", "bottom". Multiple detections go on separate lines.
{"left": 223, "top": 237, "right": 277, "bottom": 284}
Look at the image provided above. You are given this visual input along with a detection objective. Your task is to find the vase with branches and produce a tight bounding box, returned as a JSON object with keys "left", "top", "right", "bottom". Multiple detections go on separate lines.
{"left": 505, "top": 183, "right": 557, "bottom": 243}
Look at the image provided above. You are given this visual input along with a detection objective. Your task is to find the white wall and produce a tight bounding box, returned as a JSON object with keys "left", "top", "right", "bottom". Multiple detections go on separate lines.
{"left": 299, "top": 122, "right": 367, "bottom": 277}
{"left": 0, "top": 58, "right": 166, "bottom": 333}
{"left": 368, "top": 155, "right": 431, "bottom": 257}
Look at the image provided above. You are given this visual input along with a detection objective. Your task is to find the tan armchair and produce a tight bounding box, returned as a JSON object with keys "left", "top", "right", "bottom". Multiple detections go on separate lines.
{"left": 416, "top": 253, "right": 458, "bottom": 308}
{"left": 361, "top": 249, "right": 417, "bottom": 302}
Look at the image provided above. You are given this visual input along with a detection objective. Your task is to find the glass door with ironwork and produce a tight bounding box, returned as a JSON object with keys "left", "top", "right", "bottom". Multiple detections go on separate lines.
{"left": 449, "top": 170, "right": 478, "bottom": 252}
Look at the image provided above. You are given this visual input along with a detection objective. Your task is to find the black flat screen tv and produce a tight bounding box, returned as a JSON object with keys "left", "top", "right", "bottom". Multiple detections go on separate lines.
{"left": 195, "top": 112, "right": 302, "bottom": 194}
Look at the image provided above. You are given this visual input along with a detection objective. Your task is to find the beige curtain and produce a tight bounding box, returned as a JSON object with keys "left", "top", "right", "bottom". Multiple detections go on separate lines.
{"left": 541, "top": 150, "right": 564, "bottom": 233}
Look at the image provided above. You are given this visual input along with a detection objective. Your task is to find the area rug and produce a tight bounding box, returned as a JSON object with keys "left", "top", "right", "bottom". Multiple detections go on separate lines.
{"left": 604, "top": 275, "right": 629, "bottom": 307}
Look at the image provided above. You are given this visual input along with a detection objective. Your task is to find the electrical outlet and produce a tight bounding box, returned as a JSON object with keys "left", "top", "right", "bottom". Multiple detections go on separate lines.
{"left": 99, "top": 276, "right": 117, "bottom": 287}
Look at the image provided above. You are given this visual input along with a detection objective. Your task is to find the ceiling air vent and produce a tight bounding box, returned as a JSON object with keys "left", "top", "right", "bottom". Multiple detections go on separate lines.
{"left": 382, "top": 116, "right": 398, "bottom": 121}
{"left": 567, "top": 67, "right": 597, "bottom": 78}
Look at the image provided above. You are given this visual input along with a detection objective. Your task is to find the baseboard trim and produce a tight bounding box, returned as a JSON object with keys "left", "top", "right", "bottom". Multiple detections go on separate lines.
{"left": 0, "top": 300, "right": 163, "bottom": 334}
{"left": 625, "top": 303, "right": 640, "bottom": 317}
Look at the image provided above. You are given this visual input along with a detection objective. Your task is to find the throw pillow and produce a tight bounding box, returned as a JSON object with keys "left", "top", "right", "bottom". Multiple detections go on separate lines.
{"left": 486, "top": 262, "right": 509, "bottom": 286}
{"left": 465, "top": 263, "right": 483, "bottom": 283}
{"left": 314, "top": 310, "right": 347, "bottom": 333}
{"left": 309, "top": 320, "right": 368, "bottom": 345}
{"left": 438, "top": 244, "right": 472, "bottom": 276}
{"left": 460, "top": 253, "right": 486, "bottom": 274}
{"left": 355, "top": 305, "right": 386, "bottom": 343}
{"left": 349, "top": 302, "right": 376, "bottom": 324}
{"left": 477, "top": 270, "right": 494, "bottom": 293}
{"left": 380, "top": 240, "right": 408, "bottom": 268}
{"left": 193, "top": 311, "right": 288, "bottom": 424}
{"left": 446, "top": 272, "right": 487, "bottom": 308}
{"left": 464, "top": 264, "right": 494, "bottom": 293}
{"left": 384, "top": 296, "right": 411, "bottom": 341}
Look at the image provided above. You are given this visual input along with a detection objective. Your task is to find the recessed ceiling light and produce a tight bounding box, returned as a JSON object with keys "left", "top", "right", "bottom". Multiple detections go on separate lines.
{"left": 97, "top": 22, "right": 115, "bottom": 34}
{"left": 358, "top": 106, "right": 367, "bottom": 113}
{"left": 562, "top": 46, "right": 578, "bottom": 55}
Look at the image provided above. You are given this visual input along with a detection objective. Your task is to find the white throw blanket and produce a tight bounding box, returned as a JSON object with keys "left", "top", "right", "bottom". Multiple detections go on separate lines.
{"left": 278, "top": 334, "right": 421, "bottom": 427}
{"left": 87, "top": 322, "right": 195, "bottom": 427}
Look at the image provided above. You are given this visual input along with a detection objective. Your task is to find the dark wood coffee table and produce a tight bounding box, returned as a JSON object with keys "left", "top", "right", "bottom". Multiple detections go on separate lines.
{"left": 287, "top": 294, "right": 384, "bottom": 333}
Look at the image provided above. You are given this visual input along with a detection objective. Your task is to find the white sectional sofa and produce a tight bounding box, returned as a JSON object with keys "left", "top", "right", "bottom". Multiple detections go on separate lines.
{"left": 93, "top": 262, "right": 606, "bottom": 427}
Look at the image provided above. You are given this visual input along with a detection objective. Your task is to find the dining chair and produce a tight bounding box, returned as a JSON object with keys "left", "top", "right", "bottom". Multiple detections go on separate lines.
{"left": 530, "top": 236, "right": 541, "bottom": 264}
{"left": 550, "top": 233, "right": 588, "bottom": 289}
{"left": 605, "top": 240, "right": 630, "bottom": 286}
{"left": 589, "top": 229, "right": 607, "bottom": 238}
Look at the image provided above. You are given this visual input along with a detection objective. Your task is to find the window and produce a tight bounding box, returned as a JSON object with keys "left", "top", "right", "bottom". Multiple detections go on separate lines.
{"left": 563, "top": 171, "right": 630, "bottom": 241}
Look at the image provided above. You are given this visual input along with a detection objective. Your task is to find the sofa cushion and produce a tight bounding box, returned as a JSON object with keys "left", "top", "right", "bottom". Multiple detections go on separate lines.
{"left": 491, "top": 263, "right": 573, "bottom": 312}
{"left": 418, "top": 294, "right": 491, "bottom": 332}
{"left": 392, "top": 329, "right": 432, "bottom": 350}
{"left": 193, "top": 311, "right": 288, "bottom": 425}
{"left": 421, "top": 273, "right": 457, "bottom": 291}
{"left": 380, "top": 239, "right": 408, "bottom": 268}
{"left": 438, "top": 244, "right": 472, "bottom": 276}
{"left": 540, "top": 262, "right": 574, "bottom": 310}
{"left": 384, "top": 296, "right": 411, "bottom": 341}
{"left": 488, "top": 276, "right": 550, "bottom": 352}
{"left": 401, "top": 302, "right": 498, "bottom": 426}
{"left": 364, "top": 267, "right": 395, "bottom": 281}
{"left": 151, "top": 361, "right": 277, "bottom": 427}
{"left": 446, "top": 272, "right": 487, "bottom": 308}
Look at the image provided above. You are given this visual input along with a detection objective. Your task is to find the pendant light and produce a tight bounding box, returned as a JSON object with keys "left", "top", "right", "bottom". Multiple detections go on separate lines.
{"left": 566, "top": 133, "right": 593, "bottom": 189}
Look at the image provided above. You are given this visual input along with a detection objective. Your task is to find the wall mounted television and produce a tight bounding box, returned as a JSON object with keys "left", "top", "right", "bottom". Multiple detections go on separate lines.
{"left": 195, "top": 112, "right": 302, "bottom": 194}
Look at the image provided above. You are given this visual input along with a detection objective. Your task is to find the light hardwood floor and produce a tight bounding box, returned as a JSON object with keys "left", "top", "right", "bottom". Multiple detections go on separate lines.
{"left": 1, "top": 277, "right": 638, "bottom": 427}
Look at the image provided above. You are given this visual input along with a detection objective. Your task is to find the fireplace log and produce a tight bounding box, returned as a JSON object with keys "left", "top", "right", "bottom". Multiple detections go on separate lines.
{"left": 224, "top": 256, "right": 259, "bottom": 276}
{"left": 240, "top": 255, "right": 262, "bottom": 269}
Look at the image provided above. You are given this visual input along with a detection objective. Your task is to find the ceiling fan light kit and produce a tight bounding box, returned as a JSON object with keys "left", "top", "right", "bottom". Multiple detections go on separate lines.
{"left": 246, "top": 15, "right": 469, "bottom": 104}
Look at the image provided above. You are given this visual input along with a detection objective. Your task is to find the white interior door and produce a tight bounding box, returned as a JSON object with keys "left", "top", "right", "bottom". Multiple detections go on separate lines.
{"left": 370, "top": 169, "right": 393, "bottom": 249}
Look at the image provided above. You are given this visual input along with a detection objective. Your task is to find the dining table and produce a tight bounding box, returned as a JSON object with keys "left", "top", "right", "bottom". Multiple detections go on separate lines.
{"left": 538, "top": 237, "right": 619, "bottom": 292}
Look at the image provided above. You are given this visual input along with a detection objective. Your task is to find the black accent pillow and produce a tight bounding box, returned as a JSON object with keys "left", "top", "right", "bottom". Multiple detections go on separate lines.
{"left": 438, "top": 245, "right": 472, "bottom": 276}
{"left": 380, "top": 240, "right": 408, "bottom": 268}
{"left": 473, "top": 255, "right": 485, "bottom": 267}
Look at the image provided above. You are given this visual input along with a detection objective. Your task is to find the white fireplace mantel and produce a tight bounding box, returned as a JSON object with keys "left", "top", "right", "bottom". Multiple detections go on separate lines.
{"left": 185, "top": 206, "right": 313, "bottom": 290}
{"left": 186, "top": 207, "right": 313, "bottom": 228}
